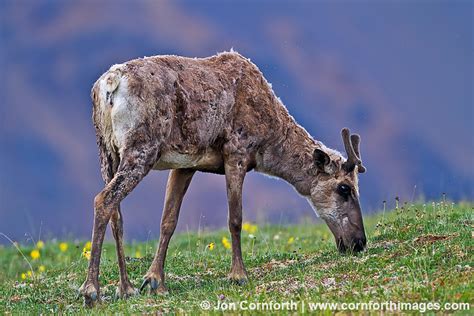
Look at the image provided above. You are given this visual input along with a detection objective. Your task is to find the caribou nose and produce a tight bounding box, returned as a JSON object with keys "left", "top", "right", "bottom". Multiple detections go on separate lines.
{"left": 351, "top": 236, "right": 367, "bottom": 252}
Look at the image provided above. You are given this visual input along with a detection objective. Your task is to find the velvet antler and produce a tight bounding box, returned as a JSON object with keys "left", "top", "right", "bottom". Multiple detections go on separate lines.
{"left": 341, "top": 128, "right": 366, "bottom": 173}
{"left": 350, "top": 134, "right": 366, "bottom": 173}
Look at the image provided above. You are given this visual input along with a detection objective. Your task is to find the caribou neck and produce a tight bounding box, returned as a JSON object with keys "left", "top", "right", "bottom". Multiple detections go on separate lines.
{"left": 258, "top": 122, "right": 317, "bottom": 197}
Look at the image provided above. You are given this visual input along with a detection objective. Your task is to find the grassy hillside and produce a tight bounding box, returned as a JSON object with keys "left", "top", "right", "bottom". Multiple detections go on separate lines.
{"left": 0, "top": 201, "right": 472, "bottom": 314}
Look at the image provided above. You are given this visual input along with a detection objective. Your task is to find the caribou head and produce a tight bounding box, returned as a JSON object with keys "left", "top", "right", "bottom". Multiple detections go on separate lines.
{"left": 309, "top": 128, "right": 367, "bottom": 253}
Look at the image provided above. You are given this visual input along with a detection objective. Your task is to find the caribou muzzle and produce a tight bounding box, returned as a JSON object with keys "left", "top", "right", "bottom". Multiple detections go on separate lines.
{"left": 326, "top": 215, "right": 367, "bottom": 254}
{"left": 336, "top": 234, "right": 367, "bottom": 253}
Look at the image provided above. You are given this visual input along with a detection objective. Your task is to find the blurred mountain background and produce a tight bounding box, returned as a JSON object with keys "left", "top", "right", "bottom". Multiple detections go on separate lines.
{"left": 1, "top": 0, "right": 472, "bottom": 242}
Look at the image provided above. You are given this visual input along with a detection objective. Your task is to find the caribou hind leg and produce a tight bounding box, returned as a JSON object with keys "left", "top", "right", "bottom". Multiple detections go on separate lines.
{"left": 110, "top": 206, "right": 138, "bottom": 298}
{"left": 141, "top": 169, "right": 195, "bottom": 294}
{"left": 79, "top": 142, "right": 159, "bottom": 307}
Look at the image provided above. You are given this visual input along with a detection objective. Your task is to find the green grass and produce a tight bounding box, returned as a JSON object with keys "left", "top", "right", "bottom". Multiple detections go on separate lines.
{"left": 0, "top": 201, "right": 472, "bottom": 314}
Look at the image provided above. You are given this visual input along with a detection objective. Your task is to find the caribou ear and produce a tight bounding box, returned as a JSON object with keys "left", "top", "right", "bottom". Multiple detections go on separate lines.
{"left": 313, "top": 148, "right": 331, "bottom": 172}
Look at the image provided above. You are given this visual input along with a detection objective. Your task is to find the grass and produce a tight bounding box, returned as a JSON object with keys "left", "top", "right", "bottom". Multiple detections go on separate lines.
{"left": 0, "top": 201, "right": 472, "bottom": 314}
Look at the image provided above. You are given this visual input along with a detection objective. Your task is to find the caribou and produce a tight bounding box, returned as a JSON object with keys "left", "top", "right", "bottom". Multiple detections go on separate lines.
{"left": 80, "top": 51, "right": 367, "bottom": 306}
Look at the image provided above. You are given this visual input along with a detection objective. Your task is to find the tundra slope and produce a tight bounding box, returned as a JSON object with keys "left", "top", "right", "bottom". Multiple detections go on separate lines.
{"left": 82, "top": 51, "right": 366, "bottom": 306}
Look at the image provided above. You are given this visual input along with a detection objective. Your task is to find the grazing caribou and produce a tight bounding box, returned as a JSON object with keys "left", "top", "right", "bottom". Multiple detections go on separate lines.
{"left": 80, "top": 51, "right": 367, "bottom": 306}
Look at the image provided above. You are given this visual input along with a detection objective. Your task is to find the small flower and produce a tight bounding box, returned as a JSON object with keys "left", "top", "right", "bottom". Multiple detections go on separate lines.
{"left": 30, "top": 249, "right": 40, "bottom": 260}
{"left": 287, "top": 237, "right": 295, "bottom": 245}
{"left": 82, "top": 248, "right": 91, "bottom": 260}
{"left": 38, "top": 265, "right": 46, "bottom": 273}
{"left": 135, "top": 250, "right": 142, "bottom": 258}
{"left": 21, "top": 273, "right": 26, "bottom": 280}
{"left": 36, "top": 240, "right": 44, "bottom": 249}
{"left": 207, "top": 242, "right": 215, "bottom": 251}
{"left": 248, "top": 234, "right": 256, "bottom": 240}
{"left": 82, "top": 241, "right": 92, "bottom": 260}
{"left": 59, "top": 242, "right": 68, "bottom": 252}
{"left": 83, "top": 241, "right": 92, "bottom": 251}
{"left": 221, "top": 237, "right": 231, "bottom": 249}
{"left": 242, "top": 222, "right": 257, "bottom": 234}
{"left": 27, "top": 271, "right": 33, "bottom": 278}
{"left": 273, "top": 234, "right": 280, "bottom": 240}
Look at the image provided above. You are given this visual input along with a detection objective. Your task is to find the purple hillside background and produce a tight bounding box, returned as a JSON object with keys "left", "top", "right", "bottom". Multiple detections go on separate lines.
{"left": 0, "top": 0, "right": 472, "bottom": 242}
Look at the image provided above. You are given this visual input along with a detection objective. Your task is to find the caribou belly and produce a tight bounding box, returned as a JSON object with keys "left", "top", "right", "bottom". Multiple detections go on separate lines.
{"left": 153, "top": 150, "right": 223, "bottom": 171}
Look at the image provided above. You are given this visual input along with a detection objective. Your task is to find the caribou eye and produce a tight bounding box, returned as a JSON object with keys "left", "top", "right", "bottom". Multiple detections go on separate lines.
{"left": 337, "top": 184, "right": 351, "bottom": 197}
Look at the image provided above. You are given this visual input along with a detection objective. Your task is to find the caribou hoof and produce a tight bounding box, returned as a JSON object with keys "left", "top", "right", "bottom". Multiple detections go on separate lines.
{"left": 140, "top": 273, "right": 169, "bottom": 295}
{"left": 115, "top": 280, "right": 139, "bottom": 299}
{"left": 228, "top": 270, "right": 248, "bottom": 286}
{"left": 79, "top": 281, "right": 99, "bottom": 307}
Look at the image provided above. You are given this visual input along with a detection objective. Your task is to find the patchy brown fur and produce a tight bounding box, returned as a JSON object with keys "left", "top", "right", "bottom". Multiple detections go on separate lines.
{"left": 80, "top": 51, "right": 367, "bottom": 306}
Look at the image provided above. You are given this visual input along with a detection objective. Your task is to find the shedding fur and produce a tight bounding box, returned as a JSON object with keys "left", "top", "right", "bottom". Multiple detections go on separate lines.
{"left": 81, "top": 51, "right": 367, "bottom": 306}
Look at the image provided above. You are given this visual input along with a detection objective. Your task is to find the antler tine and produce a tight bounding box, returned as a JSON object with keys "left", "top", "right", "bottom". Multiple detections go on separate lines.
{"left": 350, "top": 134, "right": 361, "bottom": 158}
{"left": 341, "top": 128, "right": 361, "bottom": 173}
{"left": 350, "top": 134, "right": 366, "bottom": 173}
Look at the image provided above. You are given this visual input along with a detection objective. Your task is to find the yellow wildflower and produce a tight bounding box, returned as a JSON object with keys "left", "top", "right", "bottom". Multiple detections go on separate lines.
{"left": 135, "top": 250, "right": 142, "bottom": 258}
{"left": 207, "top": 242, "right": 215, "bottom": 251}
{"left": 82, "top": 248, "right": 91, "bottom": 260}
{"left": 242, "top": 222, "right": 257, "bottom": 234}
{"left": 36, "top": 240, "right": 44, "bottom": 249}
{"left": 83, "top": 241, "right": 92, "bottom": 251}
{"left": 27, "top": 271, "right": 33, "bottom": 277}
{"left": 21, "top": 273, "right": 26, "bottom": 280}
{"left": 30, "top": 249, "right": 40, "bottom": 260}
{"left": 82, "top": 241, "right": 92, "bottom": 260}
{"left": 38, "top": 265, "right": 46, "bottom": 273}
{"left": 59, "top": 242, "right": 68, "bottom": 252}
{"left": 221, "top": 237, "right": 231, "bottom": 249}
{"left": 287, "top": 237, "right": 295, "bottom": 244}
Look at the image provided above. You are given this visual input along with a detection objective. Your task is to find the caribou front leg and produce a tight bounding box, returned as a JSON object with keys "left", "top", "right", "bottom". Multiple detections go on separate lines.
{"left": 224, "top": 155, "right": 248, "bottom": 284}
{"left": 140, "top": 169, "right": 195, "bottom": 294}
